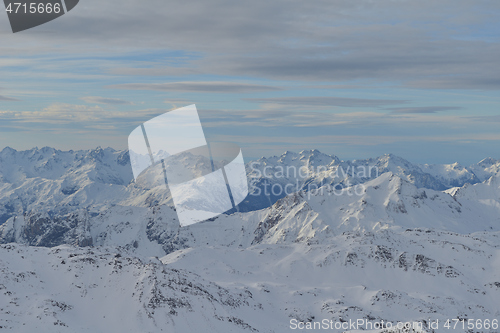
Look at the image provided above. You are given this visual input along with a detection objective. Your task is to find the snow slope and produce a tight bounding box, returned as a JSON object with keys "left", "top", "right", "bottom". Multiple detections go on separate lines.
{"left": 1, "top": 228, "right": 499, "bottom": 332}
{"left": 0, "top": 244, "right": 266, "bottom": 333}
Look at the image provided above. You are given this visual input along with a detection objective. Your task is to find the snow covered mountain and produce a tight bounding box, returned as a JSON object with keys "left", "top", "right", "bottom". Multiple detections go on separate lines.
{"left": 243, "top": 150, "right": 496, "bottom": 211}
{"left": 1, "top": 146, "right": 499, "bottom": 252}
{"left": 1, "top": 146, "right": 498, "bottom": 223}
{"left": 2, "top": 166, "right": 500, "bottom": 251}
{"left": 0, "top": 147, "right": 135, "bottom": 225}
{"left": 1, "top": 147, "right": 499, "bottom": 332}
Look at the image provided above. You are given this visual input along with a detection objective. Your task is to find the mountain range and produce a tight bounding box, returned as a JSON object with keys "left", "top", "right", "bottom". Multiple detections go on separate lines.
{"left": 0, "top": 147, "right": 499, "bottom": 332}
{"left": 1, "top": 146, "right": 498, "bottom": 224}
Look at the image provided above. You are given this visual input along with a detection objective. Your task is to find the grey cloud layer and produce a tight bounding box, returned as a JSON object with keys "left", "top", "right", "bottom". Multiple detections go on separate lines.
{"left": 2, "top": 0, "right": 498, "bottom": 89}
{"left": 245, "top": 97, "right": 407, "bottom": 108}
{"left": 109, "top": 82, "right": 282, "bottom": 93}
{"left": 388, "top": 106, "right": 463, "bottom": 114}
{"left": 80, "top": 96, "right": 132, "bottom": 105}
{"left": 0, "top": 94, "right": 19, "bottom": 101}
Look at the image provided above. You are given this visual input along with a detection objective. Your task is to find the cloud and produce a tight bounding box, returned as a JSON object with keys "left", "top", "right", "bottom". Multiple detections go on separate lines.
{"left": 245, "top": 97, "right": 407, "bottom": 108}
{"left": 0, "top": 104, "right": 163, "bottom": 128}
{"left": 2, "top": 0, "right": 500, "bottom": 89}
{"left": 80, "top": 96, "right": 132, "bottom": 105}
{"left": 200, "top": 108, "right": 391, "bottom": 129}
{"left": 0, "top": 94, "right": 20, "bottom": 101}
{"left": 467, "top": 115, "right": 500, "bottom": 123}
{"left": 407, "top": 77, "right": 500, "bottom": 90}
{"left": 108, "top": 82, "right": 283, "bottom": 93}
{"left": 197, "top": 106, "right": 478, "bottom": 134}
{"left": 387, "top": 106, "right": 463, "bottom": 114}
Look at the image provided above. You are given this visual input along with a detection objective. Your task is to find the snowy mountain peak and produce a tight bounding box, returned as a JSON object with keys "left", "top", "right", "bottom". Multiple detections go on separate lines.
{"left": 298, "top": 149, "right": 340, "bottom": 166}
{"left": 0, "top": 146, "right": 17, "bottom": 157}
{"left": 377, "top": 153, "right": 414, "bottom": 169}
{"left": 469, "top": 157, "right": 500, "bottom": 182}
{"left": 477, "top": 157, "right": 499, "bottom": 166}
{"left": 277, "top": 150, "right": 298, "bottom": 163}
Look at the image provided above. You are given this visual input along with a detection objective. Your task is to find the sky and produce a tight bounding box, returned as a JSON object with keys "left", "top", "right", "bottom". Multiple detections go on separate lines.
{"left": 0, "top": 0, "right": 499, "bottom": 164}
